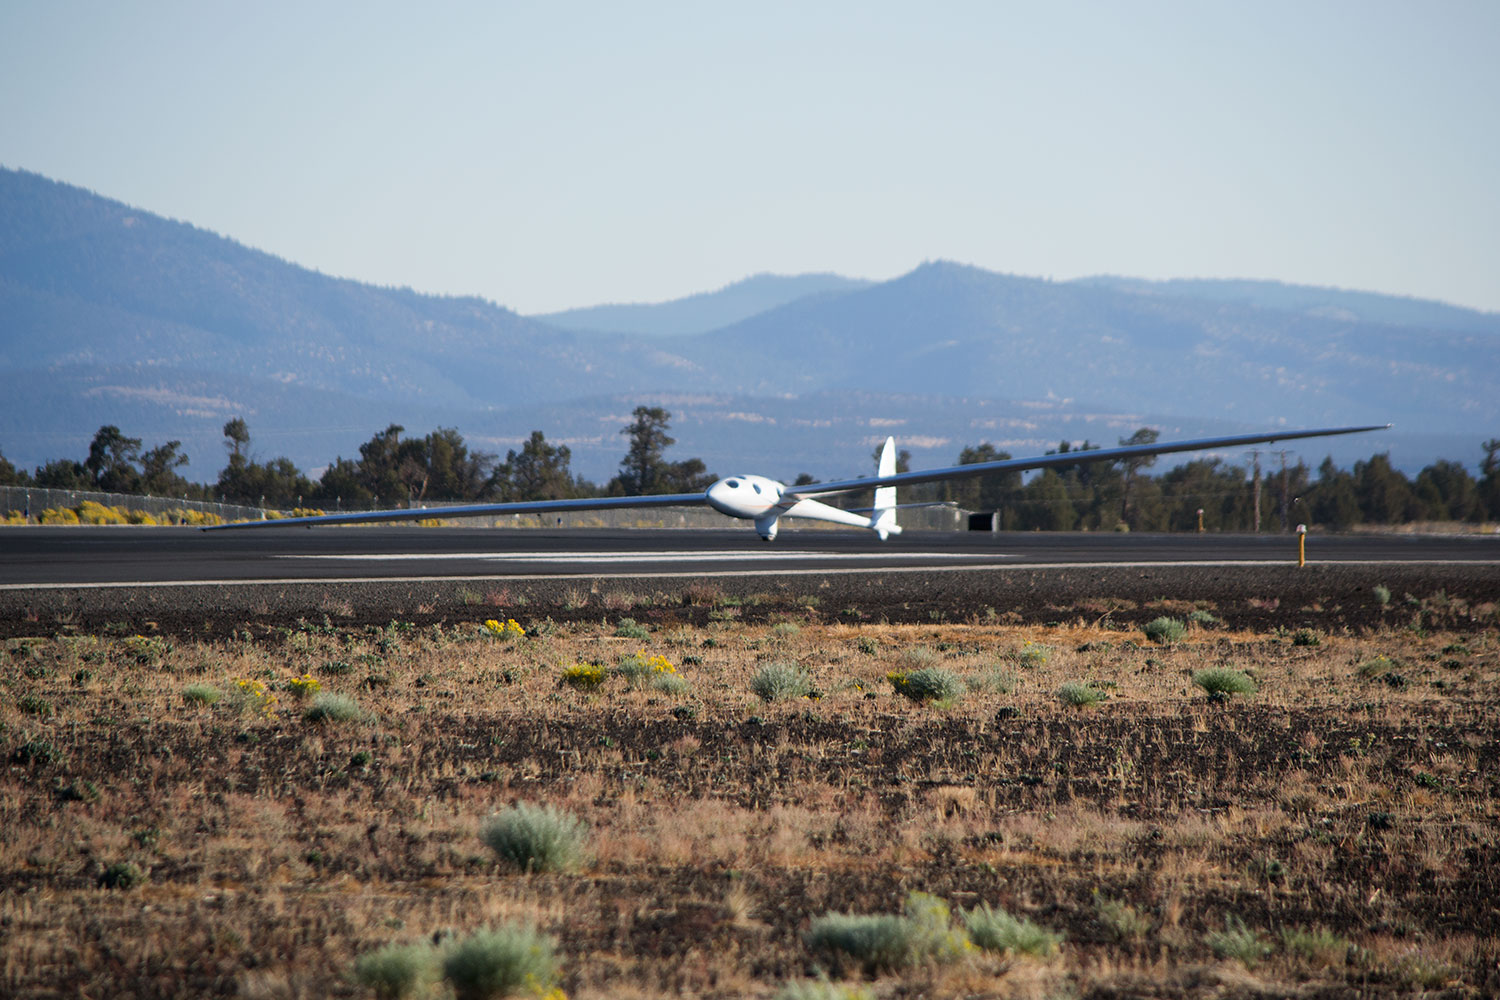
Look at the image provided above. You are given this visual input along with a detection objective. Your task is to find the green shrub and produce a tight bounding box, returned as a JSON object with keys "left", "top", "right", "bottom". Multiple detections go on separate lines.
{"left": 1192, "top": 668, "right": 1257, "bottom": 699}
{"left": 1356, "top": 655, "right": 1397, "bottom": 679}
{"left": 804, "top": 892, "right": 969, "bottom": 975}
{"left": 1094, "top": 893, "right": 1151, "bottom": 943}
{"left": 57, "top": 779, "right": 100, "bottom": 803}
{"left": 17, "top": 694, "right": 53, "bottom": 717}
{"left": 1206, "top": 914, "right": 1271, "bottom": 967}
{"left": 1143, "top": 617, "right": 1186, "bottom": 644}
{"left": 771, "top": 621, "right": 802, "bottom": 639}
{"left": 182, "top": 683, "right": 222, "bottom": 706}
{"left": 1373, "top": 585, "right": 1391, "bottom": 607}
{"left": 614, "top": 617, "right": 650, "bottom": 639}
{"left": 1280, "top": 926, "right": 1348, "bottom": 967}
{"left": 303, "top": 692, "right": 365, "bottom": 724}
{"left": 480, "top": 802, "right": 587, "bottom": 874}
{"left": 441, "top": 924, "right": 560, "bottom": 1000}
{"left": 1057, "top": 682, "right": 1107, "bottom": 708}
{"left": 1188, "top": 609, "right": 1219, "bottom": 628}
{"left": 98, "top": 861, "right": 146, "bottom": 890}
{"left": 962, "top": 901, "right": 1062, "bottom": 957}
{"left": 1291, "top": 628, "right": 1321, "bottom": 647}
{"left": 651, "top": 672, "right": 689, "bottom": 697}
{"left": 1012, "top": 641, "right": 1051, "bottom": 667}
{"left": 751, "top": 662, "right": 813, "bottom": 702}
{"left": 887, "top": 667, "right": 962, "bottom": 704}
{"left": 352, "top": 941, "right": 438, "bottom": 999}
{"left": 11, "top": 738, "right": 63, "bottom": 766}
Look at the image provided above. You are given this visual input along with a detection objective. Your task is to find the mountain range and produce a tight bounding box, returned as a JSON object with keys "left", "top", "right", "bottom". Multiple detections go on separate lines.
{"left": 2, "top": 166, "right": 1495, "bottom": 484}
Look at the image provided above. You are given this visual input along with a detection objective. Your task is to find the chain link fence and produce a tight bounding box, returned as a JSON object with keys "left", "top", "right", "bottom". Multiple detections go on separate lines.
{"left": 0, "top": 486, "right": 265, "bottom": 524}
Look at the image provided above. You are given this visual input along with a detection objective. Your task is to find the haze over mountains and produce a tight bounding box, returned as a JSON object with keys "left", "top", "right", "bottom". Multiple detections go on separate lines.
{"left": 2, "top": 167, "right": 1494, "bottom": 485}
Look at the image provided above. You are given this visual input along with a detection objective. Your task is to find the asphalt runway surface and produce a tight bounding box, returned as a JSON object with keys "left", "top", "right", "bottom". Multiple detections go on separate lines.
{"left": 3, "top": 525, "right": 1497, "bottom": 588}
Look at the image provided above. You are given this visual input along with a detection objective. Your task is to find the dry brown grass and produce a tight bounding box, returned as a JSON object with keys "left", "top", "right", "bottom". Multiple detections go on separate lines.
{"left": 1, "top": 613, "right": 1496, "bottom": 997}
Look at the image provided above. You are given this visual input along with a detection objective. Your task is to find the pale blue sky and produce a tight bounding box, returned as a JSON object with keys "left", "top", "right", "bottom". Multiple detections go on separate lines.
{"left": 3, "top": 1, "right": 1497, "bottom": 315}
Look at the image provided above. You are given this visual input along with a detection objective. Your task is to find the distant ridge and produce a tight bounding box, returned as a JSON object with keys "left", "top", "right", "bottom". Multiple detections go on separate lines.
{"left": 2, "top": 167, "right": 1494, "bottom": 481}
{"left": 533, "top": 272, "right": 872, "bottom": 336}
{"left": 1074, "top": 275, "right": 1500, "bottom": 335}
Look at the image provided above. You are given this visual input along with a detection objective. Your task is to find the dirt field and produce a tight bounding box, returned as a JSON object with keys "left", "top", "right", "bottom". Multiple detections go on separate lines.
{"left": 2, "top": 577, "right": 1497, "bottom": 998}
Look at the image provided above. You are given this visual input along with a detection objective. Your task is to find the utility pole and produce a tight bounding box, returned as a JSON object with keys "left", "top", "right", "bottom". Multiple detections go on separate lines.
{"left": 1277, "top": 450, "right": 1291, "bottom": 533}
{"left": 1249, "top": 450, "right": 1262, "bottom": 532}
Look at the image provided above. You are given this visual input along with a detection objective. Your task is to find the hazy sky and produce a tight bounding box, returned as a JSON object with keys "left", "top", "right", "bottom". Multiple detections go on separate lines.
{"left": 3, "top": 1, "right": 1497, "bottom": 315}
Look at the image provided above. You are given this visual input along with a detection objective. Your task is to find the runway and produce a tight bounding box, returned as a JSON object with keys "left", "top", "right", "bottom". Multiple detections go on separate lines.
{"left": 2, "top": 525, "right": 1497, "bottom": 588}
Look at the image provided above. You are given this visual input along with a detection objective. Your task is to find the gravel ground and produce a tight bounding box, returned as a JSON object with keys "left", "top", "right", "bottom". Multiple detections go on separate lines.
{"left": 4, "top": 561, "right": 1497, "bottom": 638}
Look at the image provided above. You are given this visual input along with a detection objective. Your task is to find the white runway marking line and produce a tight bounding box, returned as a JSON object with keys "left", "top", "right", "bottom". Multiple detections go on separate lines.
{"left": 274, "top": 550, "right": 1012, "bottom": 564}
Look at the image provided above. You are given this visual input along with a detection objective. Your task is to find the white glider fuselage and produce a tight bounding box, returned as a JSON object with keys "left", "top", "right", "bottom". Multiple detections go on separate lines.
{"left": 705, "top": 473, "right": 888, "bottom": 540}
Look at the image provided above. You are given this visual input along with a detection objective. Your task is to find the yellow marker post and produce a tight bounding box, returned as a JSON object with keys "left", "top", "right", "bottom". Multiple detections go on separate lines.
{"left": 1296, "top": 523, "right": 1307, "bottom": 567}
{"left": 1196, "top": 508, "right": 1204, "bottom": 533}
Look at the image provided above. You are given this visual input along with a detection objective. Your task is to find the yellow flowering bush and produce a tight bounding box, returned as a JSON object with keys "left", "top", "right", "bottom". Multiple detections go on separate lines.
{"left": 561, "top": 663, "right": 607, "bottom": 690}
{"left": 236, "top": 678, "right": 277, "bottom": 716}
{"left": 484, "top": 618, "right": 526, "bottom": 638}
{"left": 288, "top": 673, "right": 322, "bottom": 700}
{"left": 613, "top": 651, "right": 677, "bottom": 688}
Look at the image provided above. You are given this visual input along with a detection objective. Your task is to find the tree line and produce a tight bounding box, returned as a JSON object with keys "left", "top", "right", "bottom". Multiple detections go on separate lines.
{"left": 929, "top": 433, "right": 1500, "bottom": 531}
{"left": 0, "top": 407, "right": 713, "bottom": 511}
{"left": 4, "top": 415, "right": 1498, "bottom": 530}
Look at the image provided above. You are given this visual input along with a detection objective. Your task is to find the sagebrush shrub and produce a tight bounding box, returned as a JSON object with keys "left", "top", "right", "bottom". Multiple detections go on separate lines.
{"left": 441, "top": 924, "right": 559, "bottom": 1000}
{"left": 353, "top": 941, "right": 437, "bottom": 1000}
{"left": 752, "top": 662, "right": 813, "bottom": 702}
{"left": 1143, "top": 617, "right": 1186, "bottom": 644}
{"left": 962, "top": 901, "right": 1062, "bottom": 957}
{"left": 303, "top": 692, "right": 364, "bottom": 724}
{"left": 480, "top": 802, "right": 587, "bottom": 873}
{"left": 614, "top": 617, "right": 650, "bottom": 639}
{"left": 1206, "top": 914, "right": 1271, "bottom": 967}
{"left": 804, "top": 892, "right": 968, "bottom": 975}
{"left": 887, "top": 667, "right": 962, "bottom": 704}
{"left": 182, "top": 683, "right": 222, "bottom": 706}
{"left": 1192, "top": 668, "right": 1256, "bottom": 698}
{"left": 1280, "top": 926, "right": 1348, "bottom": 967}
{"left": 1095, "top": 893, "right": 1151, "bottom": 943}
{"left": 98, "top": 861, "right": 146, "bottom": 890}
{"left": 1057, "top": 682, "right": 1107, "bottom": 708}
{"left": 1013, "top": 641, "right": 1051, "bottom": 667}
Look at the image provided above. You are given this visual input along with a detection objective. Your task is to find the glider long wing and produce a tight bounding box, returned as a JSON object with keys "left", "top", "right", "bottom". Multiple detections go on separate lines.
{"left": 203, "top": 423, "right": 1388, "bottom": 530}
{"left": 203, "top": 491, "right": 708, "bottom": 530}
{"left": 785, "top": 424, "right": 1391, "bottom": 498}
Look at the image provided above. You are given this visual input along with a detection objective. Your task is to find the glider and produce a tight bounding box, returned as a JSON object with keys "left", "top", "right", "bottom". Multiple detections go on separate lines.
{"left": 205, "top": 424, "right": 1388, "bottom": 540}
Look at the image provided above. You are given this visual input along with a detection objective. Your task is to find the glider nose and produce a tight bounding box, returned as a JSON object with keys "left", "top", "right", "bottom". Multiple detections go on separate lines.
{"left": 705, "top": 478, "right": 739, "bottom": 516}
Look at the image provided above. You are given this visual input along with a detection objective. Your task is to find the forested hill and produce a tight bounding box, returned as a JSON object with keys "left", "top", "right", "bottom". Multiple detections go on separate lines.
{"left": 2, "top": 166, "right": 1496, "bottom": 481}
{"left": 534, "top": 273, "right": 872, "bottom": 336}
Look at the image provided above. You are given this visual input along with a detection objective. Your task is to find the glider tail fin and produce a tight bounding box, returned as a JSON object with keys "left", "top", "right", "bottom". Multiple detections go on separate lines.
{"left": 871, "top": 436, "right": 901, "bottom": 540}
